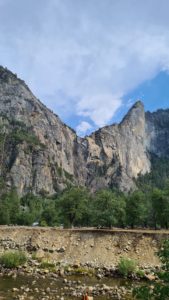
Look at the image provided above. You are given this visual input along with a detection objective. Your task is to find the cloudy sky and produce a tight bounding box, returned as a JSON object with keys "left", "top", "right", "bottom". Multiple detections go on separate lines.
{"left": 1, "top": 0, "right": 169, "bottom": 136}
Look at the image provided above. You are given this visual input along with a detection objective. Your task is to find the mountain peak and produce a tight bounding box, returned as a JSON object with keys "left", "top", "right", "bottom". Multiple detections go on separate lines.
{"left": 120, "top": 100, "right": 145, "bottom": 126}
{"left": 132, "top": 100, "right": 144, "bottom": 108}
{"left": 127, "top": 100, "right": 144, "bottom": 117}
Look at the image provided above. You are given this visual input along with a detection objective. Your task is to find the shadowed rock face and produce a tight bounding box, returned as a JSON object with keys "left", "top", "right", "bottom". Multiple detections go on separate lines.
{"left": 0, "top": 66, "right": 168, "bottom": 195}
{"left": 145, "top": 109, "right": 169, "bottom": 157}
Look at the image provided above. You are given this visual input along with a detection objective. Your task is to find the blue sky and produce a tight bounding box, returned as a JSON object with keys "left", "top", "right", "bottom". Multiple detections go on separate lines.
{"left": 0, "top": 0, "right": 169, "bottom": 136}
{"left": 113, "top": 71, "right": 169, "bottom": 124}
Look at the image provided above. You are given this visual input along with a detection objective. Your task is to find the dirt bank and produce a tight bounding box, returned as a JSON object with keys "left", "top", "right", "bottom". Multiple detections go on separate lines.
{"left": 0, "top": 226, "right": 169, "bottom": 268}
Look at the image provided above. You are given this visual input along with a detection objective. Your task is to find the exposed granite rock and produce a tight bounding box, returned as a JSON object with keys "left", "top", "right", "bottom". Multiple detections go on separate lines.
{"left": 0, "top": 66, "right": 87, "bottom": 195}
{"left": 86, "top": 101, "right": 151, "bottom": 191}
{"left": 0, "top": 66, "right": 168, "bottom": 195}
{"left": 145, "top": 108, "right": 169, "bottom": 157}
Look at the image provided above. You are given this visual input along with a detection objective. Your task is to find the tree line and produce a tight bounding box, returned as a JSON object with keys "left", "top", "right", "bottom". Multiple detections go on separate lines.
{"left": 0, "top": 155, "right": 169, "bottom": 228}
{"left": 0, "top": 182, "right": 169, "bottom": 229}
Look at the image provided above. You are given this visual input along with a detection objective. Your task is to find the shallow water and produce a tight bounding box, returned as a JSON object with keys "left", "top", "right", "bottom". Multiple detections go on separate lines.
{"left": 0, "top": 274, "right": 136, "bottom": 299}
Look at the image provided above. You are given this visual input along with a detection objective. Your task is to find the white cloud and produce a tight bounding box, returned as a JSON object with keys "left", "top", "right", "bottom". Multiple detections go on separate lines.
{"left": 1, "top": 0, "right": 169, "bottom": 134}
{"left": 77, "top": 94, "right": 122, "bottom": 127}
{"left": 76, "top": 121, "right": 92, "bottom": 136}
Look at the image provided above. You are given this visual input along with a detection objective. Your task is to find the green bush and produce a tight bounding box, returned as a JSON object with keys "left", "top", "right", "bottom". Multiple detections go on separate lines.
{"left": 136, "top": 269, "right": 145, "bottom": 278}
{"left": 118, "top": 257, "right": 137, "bottom": 277}
{"left": 0, "top": 251, "right": 27, "bottom": 268}
{"left": 133, "top": 239, "right": 169, "bottom": 299}
{"left": 40, "top": 220, "right": 48, "bottom": 227}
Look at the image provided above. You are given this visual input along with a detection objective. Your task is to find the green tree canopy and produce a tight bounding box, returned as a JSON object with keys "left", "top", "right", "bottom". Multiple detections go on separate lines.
{"left": 57, "top": 187, "right": 91, "bottom": 227}
{"left": 126, "top": 191, "right": 148, "bottom": 228}
{"left": 91, "top": 189, "right": 126, "bottom": 227}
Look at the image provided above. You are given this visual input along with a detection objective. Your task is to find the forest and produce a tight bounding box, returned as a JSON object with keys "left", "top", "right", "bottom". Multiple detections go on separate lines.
{"left": 0, "top": 156, "right": 169, "bottom": 229}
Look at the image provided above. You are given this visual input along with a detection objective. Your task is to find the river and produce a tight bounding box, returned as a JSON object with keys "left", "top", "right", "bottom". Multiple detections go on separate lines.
{"left": 0, "top": 274, "right": 137, "bottom": 299}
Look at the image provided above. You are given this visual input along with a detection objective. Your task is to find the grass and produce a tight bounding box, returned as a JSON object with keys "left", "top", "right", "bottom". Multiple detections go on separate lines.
{"left": 118, "top": 257, "right": 137, "bottom": 277}
{"left": 0, "top": 251, "right": 27, "bottom": 268}
{"left": 136, "top": 269, "right": 145, "bottom": 278}
{"left": 40, "top": 260, "right": 56, "bottom": 272}
{"left": 72, "top": 266, "right": 96, "bottom": 276}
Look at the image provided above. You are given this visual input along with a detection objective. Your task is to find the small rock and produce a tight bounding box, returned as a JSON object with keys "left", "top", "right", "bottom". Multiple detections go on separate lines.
{"left": 12, "top": 287, "right": 19, "bottom": 292}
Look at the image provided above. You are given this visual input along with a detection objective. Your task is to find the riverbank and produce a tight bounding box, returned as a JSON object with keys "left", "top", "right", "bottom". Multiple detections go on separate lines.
{"left": 0, "top": 257, "right": 147, "bottom": 300}
{"left": 1, "top": 226, "right": 168, "bottom": 300}
{"left": 0, "top": 226, "right": 169, "bottom": 269}
{"left": 0, "top": 271, "right": 134, "bottom": 300}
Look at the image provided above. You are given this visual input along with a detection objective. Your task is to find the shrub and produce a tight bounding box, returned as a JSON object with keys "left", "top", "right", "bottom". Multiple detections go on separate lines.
{"left": 136, "top": 269, "right": 145, "bottom": 278}
{"left": 158, "top": 239, "right": 169, "bottom": 271}
{"left": 40, "top": 220, "right": 48, "bottom": 227}
{"left": 0, "top": 251, "right": 27, "bottom": 268}
{"left": 133, "top": 239, "right": 169, "bottom": 299}
{"left": 118, "top": 257, "right": 137, "bottom": 277}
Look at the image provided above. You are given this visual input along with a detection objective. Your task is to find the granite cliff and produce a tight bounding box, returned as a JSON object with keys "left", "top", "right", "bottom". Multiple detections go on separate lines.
{"left": 0, "top": 66, "right": 168, "bottom": 196}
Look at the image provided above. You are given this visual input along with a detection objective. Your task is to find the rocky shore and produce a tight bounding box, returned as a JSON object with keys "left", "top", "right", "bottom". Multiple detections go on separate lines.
{"left": 0, "top": 257, "right": 159, "bottom": 300}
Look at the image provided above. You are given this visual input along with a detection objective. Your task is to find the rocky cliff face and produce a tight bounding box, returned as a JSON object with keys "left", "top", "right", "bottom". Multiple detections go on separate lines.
{"left": 0, "top": 66, "right": 87, "bottom": 196}
{"left": 145, "top": 109, "right": 169, "bottom": 157}
{"left": 86, "top": 102, "right": 151, "bottom": 191}
{"left": 0, "top": 66, "right": 168, "bottom": 195}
